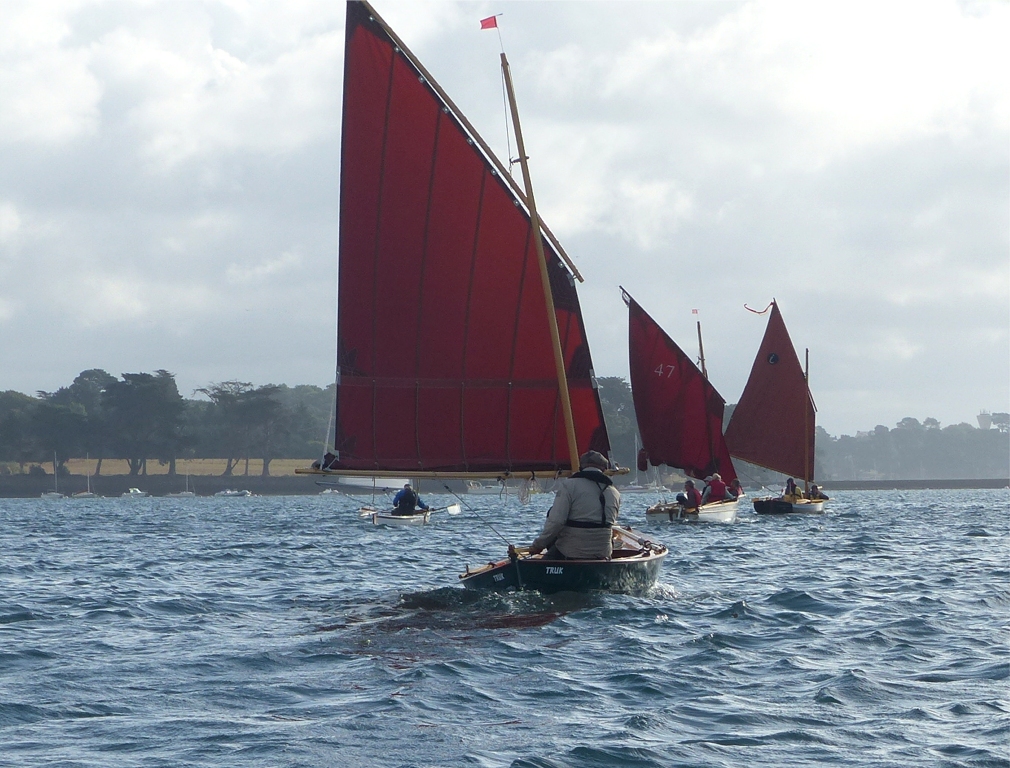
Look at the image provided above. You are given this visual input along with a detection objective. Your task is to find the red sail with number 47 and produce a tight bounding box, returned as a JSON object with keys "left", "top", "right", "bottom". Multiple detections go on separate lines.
{"left": 626, "top": 293, "right": 737, "bottom": 483}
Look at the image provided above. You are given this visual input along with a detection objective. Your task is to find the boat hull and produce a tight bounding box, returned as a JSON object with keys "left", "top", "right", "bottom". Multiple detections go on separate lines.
{"left": 753, "top": 497, "right": 824, "bottom": 515}
{"left": 459, "top": 527, "right": 667, "bottom": 594}
{"left": 645, "top": 499, "right": 739, "bottom": 523}
{"left": 371, "top": 510, "right": 431, "bottom": 526}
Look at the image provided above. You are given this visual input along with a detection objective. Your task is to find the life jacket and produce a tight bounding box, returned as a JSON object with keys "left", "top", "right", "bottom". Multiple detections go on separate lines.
{"left": 563, "top": 469, "right": 615, "bottom": 529}
{"left": 684, "top": 487, "right": 702, "bottom": 509}
{"left": 707, "top": 478, "right": 727, "bottom": 501}
{"left": 395, "top": 488, "right": 417, "bottom": 513}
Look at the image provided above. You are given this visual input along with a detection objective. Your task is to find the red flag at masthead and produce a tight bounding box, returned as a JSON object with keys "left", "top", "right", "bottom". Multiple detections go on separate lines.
{"left": 480, "top": 15, "right": 498, "bottom": 29}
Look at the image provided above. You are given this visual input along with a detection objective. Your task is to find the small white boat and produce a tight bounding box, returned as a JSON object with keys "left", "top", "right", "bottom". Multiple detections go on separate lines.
{"left": 41, "top": 453, "right": 64, "bottom": 498}
{"left": 121, "top": 487, "right": 149, "bottom": 498}
{"left": 620, "top": 483, "right": 667, "bottom": 494}
{"left": 466, "top": 480, "right": 503, "bottom": 495}
{"left": 646, "top": 498, "right": 739, "bottom": 523}
{"left": 214, "top": 489, "right": 252, "bottom": 497}
{"left": 368, "top": 508, "right": 431, "bottom": 526}
{"left": 167, "top": 475, "right": 196, "bottom": 497}
{"left": 72, "top": 455, "right": 98, "bottom": 497}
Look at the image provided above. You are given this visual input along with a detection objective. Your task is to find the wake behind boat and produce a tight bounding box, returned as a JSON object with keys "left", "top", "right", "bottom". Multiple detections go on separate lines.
{"left": 295, "top": 1, "right": 659, "bottom": 593}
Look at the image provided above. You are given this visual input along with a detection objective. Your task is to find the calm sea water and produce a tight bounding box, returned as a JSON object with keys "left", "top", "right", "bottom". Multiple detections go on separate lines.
{"left": 1, "top": 488, "right": 1007, "bottom": 767}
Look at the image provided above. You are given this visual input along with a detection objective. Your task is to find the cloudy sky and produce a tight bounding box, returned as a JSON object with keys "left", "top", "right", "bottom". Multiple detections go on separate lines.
{"left": 1, "top": 0, "right": 1007, "bottom": 436}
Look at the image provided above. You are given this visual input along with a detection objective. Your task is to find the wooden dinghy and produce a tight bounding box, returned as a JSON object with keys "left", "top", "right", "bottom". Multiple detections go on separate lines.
{"left": 368, "top": 508, "right": 432, "bottom": 526}
{"left": 460, "top": 527, "right": 667, "bottom": 594}
{"left": 646, "top": 498, "right": 739, "bottom": 523}
{"left": 752, "top": 497, "right": 824, "bottom": 515}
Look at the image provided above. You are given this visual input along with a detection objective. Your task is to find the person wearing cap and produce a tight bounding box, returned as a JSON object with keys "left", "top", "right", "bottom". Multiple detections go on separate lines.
{"left": 782, "top": 477, "right": 804, "bottom": 502}
{"left": 808, "top": 483, "right": 829, "bottom": 500}
{"left": 701, "top": 473, "right": 729, "bottom": 505}
{"left": 391, "top": 483, "right": 429, "bottom": 516}
{"left": 676, "top": 479, "right": 702, "bottom": 511}
{"left": 528, "top": 450, "right": 620, "bottom": 559}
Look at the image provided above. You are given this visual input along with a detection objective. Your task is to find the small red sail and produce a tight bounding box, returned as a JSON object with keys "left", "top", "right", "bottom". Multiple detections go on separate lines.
{"left": 724, "top": 301, "right": 815, "bottom": 481}
{"left": 627, "top": 295, "right": 737, "bottom": 483}
{"left": 331, "top": 2, "right": 609, "bottom": 474}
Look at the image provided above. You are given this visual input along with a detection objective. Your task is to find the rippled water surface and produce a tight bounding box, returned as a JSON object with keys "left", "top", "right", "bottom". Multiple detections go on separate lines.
{"left": 1, "top": 489, "right": 1007, "bottom": 767}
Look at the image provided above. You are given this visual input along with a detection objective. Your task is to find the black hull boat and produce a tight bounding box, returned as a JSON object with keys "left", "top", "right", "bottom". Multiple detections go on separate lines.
{"left": 753, "top": 497, "right": 825, "bottom": 515}
{"left": 460, "top": 527, "right": 667, "bottom": 594}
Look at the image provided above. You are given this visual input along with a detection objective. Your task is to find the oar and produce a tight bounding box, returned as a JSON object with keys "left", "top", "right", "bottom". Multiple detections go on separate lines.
{"left": 359, "top": 503, "right": 460, "bottom": 517}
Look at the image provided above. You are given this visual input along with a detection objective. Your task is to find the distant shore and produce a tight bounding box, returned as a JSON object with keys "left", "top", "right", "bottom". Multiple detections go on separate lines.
{"left": 2, "top": 474, "right": 1007, "bottom": 498}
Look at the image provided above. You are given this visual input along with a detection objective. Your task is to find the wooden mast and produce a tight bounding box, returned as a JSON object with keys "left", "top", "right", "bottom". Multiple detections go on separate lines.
{"left": 500, "top": 52, "right": 581, "bottom": 473}
{"left": 696, "top": 318, "right": 708, "bottom": 380}
{"left": 804, "top": 347, "right": 810, "bottom": 491}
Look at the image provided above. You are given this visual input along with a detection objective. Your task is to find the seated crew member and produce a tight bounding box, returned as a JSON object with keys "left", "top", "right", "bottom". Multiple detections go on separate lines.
{"left": 808, "top": 484, "right": 829, "bottom": 500}
{"left": 311, "top": 451, "right": 337, "bottom": 470}
{"left": 391, "top": 483, "right": 429, "bottom": 516}
{"left": 676, "top": 479, "right": 703, "bottom": 511}
{"left": 782, "top": 477, "right": 804, "bottom": 502}
{"left": 528, "top": 451, "right": 620, "bottom": 560}
{"left": 701, "top": 473, "right": 728, "bottom": 504}
{"left": 728, "top": 478, "right": 744, "bottom": 499}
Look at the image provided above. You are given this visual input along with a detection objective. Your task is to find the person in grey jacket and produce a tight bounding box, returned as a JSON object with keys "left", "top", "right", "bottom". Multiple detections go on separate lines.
{"left": 528, "top": 451, "right": 620, "bottom": 560}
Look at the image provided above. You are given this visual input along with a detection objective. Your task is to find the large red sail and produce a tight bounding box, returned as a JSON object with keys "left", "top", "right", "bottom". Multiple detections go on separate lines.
{"left": 724, "top": 301, "right": 815, "bottom": 481}
{"left": 627, "top": 295, "right": 737, "bottom": 483}
{"left": 330, "top": 1, "right": 609, "bottom": 475}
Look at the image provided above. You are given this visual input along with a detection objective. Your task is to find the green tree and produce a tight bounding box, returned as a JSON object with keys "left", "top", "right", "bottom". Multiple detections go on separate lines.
{"left": 597, "top": 376, "right": 638, "bottom": 471}
{"left": 103, "top": 371, "right": 186, "bottom": 475}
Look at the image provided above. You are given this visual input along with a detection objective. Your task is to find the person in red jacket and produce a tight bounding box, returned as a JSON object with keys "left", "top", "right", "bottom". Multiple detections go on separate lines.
{"left": 676, "top": 479, "right": 702, "bottom": 511}
{"left": 701, "top": 473, "right": 729, "bottom": 505}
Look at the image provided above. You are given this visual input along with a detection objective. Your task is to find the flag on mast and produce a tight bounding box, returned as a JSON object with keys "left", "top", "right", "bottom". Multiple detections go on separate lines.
{"left": 480, "top": 15, "right": 498, "bottom": 29}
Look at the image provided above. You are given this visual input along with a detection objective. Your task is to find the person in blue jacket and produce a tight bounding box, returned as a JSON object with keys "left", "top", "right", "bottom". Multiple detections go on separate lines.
{"left": 392, "top": 483, "right": 429, "bottom": 516}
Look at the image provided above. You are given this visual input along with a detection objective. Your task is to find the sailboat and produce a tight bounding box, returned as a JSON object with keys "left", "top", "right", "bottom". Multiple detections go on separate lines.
{"left": 41, "top": 452, "right": 64, "bottom": 499}
{"left": 298, "top": 1, "right": 666, "bottom": 592}
{"left": 72, "top": 456, "right": 98, "bottom": 498}
{"left": 623, "top": 292, "right": 740, "bottom": 523}
{"left": 724, "top": 300, "right": 823, "bottom": 514}
{"left": 166, "top": 474, "right": 196, "bottom": 498}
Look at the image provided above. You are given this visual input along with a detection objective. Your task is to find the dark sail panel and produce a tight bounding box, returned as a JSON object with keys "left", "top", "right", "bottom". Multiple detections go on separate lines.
{"left": 332, "top": 2, "right": 608, "bottom": 474}
{"left": 627, "top": 297, "right": 736, "bottom": 483}
{"left": 724, "top": 301, "right": 815, "bottom": 481}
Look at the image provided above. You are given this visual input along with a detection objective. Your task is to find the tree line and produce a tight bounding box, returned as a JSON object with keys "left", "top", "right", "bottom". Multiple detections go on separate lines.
{"left": 0, "top": 369, "right": 333, "bottom": 477}
{"left": 0, "top": 370, "right": 1005, "bottom": 480}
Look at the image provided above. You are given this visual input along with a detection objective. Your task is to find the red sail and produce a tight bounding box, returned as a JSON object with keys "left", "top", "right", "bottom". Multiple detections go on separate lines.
{"left": 627, "top": 296, "right": 737, "bottom": 483}
{"left": 724, "top": 301, "right": 815, "bottom": 481}
{"left": 331, "top": 2, "right": 609, "bottom": 474}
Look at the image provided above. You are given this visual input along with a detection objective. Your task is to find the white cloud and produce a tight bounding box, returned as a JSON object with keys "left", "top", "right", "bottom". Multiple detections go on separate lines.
{"left": 0, "top": 1, "right": 101, "bottom": 145}
{"left": 0, "top": 0, "right": 1005, "bottom": 435}
{"left": 0, "top": 203, "right": 21, "bottom": 242}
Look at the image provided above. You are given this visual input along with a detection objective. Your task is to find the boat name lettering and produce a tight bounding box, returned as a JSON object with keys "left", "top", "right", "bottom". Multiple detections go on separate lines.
{"left": 545, "top": 566, "right": 563, "bottom": 575}
{"left": 493, "top": 573, "right": 504, "bottom": 582}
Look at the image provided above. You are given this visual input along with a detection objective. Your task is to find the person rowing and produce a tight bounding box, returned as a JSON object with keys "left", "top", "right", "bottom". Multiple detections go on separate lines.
{"left": 391, "top": 483, "right": 429, "bottom": 516}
